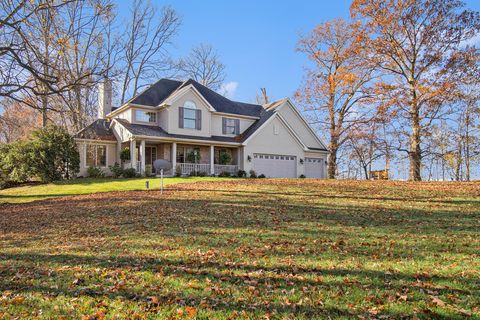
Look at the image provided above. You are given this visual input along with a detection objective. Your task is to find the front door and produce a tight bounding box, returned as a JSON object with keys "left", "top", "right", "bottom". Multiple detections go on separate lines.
{"left": 145, "top": 146, "right": 157, "bottom": 173}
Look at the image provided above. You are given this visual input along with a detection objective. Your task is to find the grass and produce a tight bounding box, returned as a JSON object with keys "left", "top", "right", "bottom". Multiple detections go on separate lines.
{"left": 0, "top": 179, "right": 479, "bottom": 319}
{"left": 0, "top": 177, "right": 232, "bottom": 203}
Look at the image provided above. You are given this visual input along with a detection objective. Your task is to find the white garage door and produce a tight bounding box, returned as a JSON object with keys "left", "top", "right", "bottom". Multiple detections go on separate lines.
{"left": 252, "top": 154, "right": 296, "bottom": 178}
{"left": 305, "top": 158, "right": 324, "bottom": 178}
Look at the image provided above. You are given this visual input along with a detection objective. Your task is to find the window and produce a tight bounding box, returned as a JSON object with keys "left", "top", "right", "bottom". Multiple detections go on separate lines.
{"left": 184, "top": 108, "right": 197, "bottom": 129}
{"left": 181, "top": 100, "right": 199, "bottom": 129}
{"left": 135, "top": 110, "right": 156, "bottom": 123}
{"left": 222, "top": 118, "right": 239, "bottom": 135}
{"left": 176, "top": 146, "right": 200, "bottom": 163}
{"left": 86, "top": 145, "right": 106, "bottom": 167}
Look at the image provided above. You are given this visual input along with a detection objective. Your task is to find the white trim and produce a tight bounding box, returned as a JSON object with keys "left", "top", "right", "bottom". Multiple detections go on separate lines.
{"left": 75, "top": 138, "right": 117, "bottom": 144}
{"left": 106, "top": 103, "right": 155, "bottom": 118}
{"left": 160, "top": 84, "right": 216, "bottom": 112}
{"left": 241, "top": 113, "right": 277, "bottom": 145}
{"left": 131, "top": 134, "right": 241, "bottom": 147}
{"left": 242, "top": 112, "right": 306, "bottom": 152}
{"left": 277, "top": 99, "right": 328, "bottom": 150}
{"left": 306, "top": 149, "right": 329, "bottom": 154}
{"left": 276, "top": 113, "right": 308, "bottom": 150}
{"left": 83, "top": 143, "right": 109, "bottom": 169}
{"left": 212, "top": 111, "right": 259, "bottom": 120}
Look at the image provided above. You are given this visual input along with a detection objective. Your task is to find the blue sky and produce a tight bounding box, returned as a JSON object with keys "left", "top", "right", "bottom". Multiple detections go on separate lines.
{"left": 121, "top": 0, "right": 480, "bottom": 103}
{"left": 120, "top": 0, "right": 353, "bottom": 102}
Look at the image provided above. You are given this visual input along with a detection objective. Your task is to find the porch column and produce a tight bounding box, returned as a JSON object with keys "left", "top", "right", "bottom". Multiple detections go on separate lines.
{"left": 116, "top": 140, "right": 121, "bottom": 164}
{"left": 171, "top": 142, "right": 177, "bottom": 173}
{"left": 140, "top": 140, "right": 146, "bottom": 175}
{"left": 237, "top": 147, "right": 242, "bottom": 169}
{"left": 210, "top": 145, "right": 215, "bottom": 175}
{"left": 130, "top": 139, "right": 136, "bottom": 169}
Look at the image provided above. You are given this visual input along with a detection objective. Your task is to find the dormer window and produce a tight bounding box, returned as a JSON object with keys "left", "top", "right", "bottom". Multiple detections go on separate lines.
{"left": 179, "top": 100, "right": 201, "bottom": 130}
{"left": 135, "top": 110, "right": 156, "bottom": 123}
{"left": 222, "top": 118, "right": 240, "bottom": 135}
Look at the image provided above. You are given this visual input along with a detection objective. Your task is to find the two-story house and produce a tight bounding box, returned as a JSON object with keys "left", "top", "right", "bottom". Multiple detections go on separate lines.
{"left": 74, "top": 78, "right": 328, "bottom": 178}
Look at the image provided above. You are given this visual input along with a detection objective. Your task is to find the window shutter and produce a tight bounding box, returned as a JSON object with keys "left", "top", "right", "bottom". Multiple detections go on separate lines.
{"left": 235, "top": 119, "right": 240, "bottom": 135}
{"left": 179, "top": 107, "right": 184, "bottom": 128}
{"left": 196, "top": 109, "right": 202, "bottom": 130}
{"left": 222, "top": 118, "right": 226, "bottom": 134}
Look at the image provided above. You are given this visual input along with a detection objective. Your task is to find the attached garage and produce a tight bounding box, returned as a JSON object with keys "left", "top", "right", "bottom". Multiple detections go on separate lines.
{"left": 252, "top": 153, "right": 297, "bottom": 178}
{"left": 305, "top": 157, "right": 324, "bottom": 178}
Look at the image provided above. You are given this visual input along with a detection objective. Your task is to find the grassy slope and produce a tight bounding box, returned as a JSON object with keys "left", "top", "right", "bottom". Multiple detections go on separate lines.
{"left": 0, "top": 177, "right": 232, "bottom": 203}
{"left": 0, "top": 179, "right": 479, "bottom": 319}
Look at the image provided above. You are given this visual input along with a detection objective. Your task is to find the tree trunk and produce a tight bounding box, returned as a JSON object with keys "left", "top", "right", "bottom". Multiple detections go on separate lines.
{"left": 363, "top": 164, "right": 369, "bottom": 180}
{"left": 409, "top": 89, "right": 422, "bottom": 181}
{"left": 328, "top": 142, "right": 337, "bottom": 179}
{"left": 464, "top": 111, "right": 471, "bottom": 181}
{"left": 41, "top": 95, "right": 48, "bottom": 127}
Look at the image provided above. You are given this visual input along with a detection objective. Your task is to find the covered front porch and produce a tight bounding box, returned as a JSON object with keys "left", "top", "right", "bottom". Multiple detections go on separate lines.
{"left": 123, "top": 140, "right": 240, "bottom": 176}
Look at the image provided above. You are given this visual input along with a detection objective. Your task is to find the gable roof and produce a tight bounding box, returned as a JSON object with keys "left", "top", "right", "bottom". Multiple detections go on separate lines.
{"left": 120, "top": 78, "right": 263, "bottom": 118}
{"left": 129, "top": 79, "right": 183, "bottom": 106}
{"left": 75, "top": 119, "right": 116, "bottom": 141}
{"left": 177, "top": 79, "right": 263, "bottom": 117}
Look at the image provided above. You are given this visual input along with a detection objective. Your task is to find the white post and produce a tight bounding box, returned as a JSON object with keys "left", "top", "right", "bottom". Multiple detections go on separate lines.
{"left": 237, "top": 147, "right": 242, "bottom": 170}
{"left": 140, "top": 140, "right": 146, "bottom": 175}
{"left": 171, "top": 142, "right": 177, "bottom": 175}
{"left": 210, "top": 145, "right": 215, "bottom": 176}
{"left": 130, "top": 139, "right": 136, "bottom": 170}
{"left": 116, "top": 140, "right": 121, "bottom": 165}
{"left": 160, "top": 169, "right": 164, "bottom": 194}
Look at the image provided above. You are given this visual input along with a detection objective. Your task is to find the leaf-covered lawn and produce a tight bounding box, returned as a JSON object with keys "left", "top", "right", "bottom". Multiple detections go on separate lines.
{"left": 0, "top": 177, "right": 232, "bottom": 203}
{"left": 0, "top": 179, "right": 479, "bottom": 319}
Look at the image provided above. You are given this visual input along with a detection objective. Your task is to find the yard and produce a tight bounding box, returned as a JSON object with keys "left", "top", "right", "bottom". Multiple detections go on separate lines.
{"left": 0, "top": 179, "right": 479, "bottom": 319}
{"left": 0, "top": 177, "right": 231, "bottom": 204}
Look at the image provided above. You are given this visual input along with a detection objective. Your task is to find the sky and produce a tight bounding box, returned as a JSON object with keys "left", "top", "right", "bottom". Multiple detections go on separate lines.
{"left": 117, "top": 0, "right": 480, "bottom": 103}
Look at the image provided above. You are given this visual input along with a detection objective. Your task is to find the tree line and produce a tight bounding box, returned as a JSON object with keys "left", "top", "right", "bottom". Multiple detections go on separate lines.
{"left": 295, "top": 0, "right": 480, "bottom": 181}
{"left": 0, "top": 0, "right": 226, "bottom": 135}
{"left": 1, "top": 0, "right": 479, "bottom": 182}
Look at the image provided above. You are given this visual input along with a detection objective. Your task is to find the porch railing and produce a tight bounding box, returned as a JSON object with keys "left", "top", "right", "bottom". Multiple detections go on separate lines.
{"left": 176, "top": 163, "right": 239, "bottom": 176}
{"left": 178, "top": 163, "right": 211, "bottom": 175}
{"left": 214, "top": 164, "right": 238, "bottom": 175}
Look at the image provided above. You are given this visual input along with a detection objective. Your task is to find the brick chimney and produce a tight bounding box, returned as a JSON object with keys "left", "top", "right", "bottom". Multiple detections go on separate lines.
{"left": 98, "top": 79, "right": 112, "bottom": 119}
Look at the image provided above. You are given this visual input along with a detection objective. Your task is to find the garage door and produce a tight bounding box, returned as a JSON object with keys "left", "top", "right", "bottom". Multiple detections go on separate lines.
{"left": 305, "top": 158, "right": 324, "bottom": 178}
{"left": 252, "top": 154, "right": 296, "bottom": 178}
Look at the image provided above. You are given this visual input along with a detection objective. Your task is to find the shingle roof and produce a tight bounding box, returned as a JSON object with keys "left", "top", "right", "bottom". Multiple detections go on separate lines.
{"left": 123, "top": 78, "right": 263, "bottom": 117}
{"left": 178, "top": 79, "right": 263, "bottom": 117}
{"left": 130, "top": 79, "right": 183, "bottom": 106}
{"left": 307, "top": 147, "right": 328, "bottom": 151}
{"left": 237, "top": 109, "right": 276, "bottom": 142}
{"left": 115, "top": 119, "right": 240, "bottom": 144}
{"left": 74, "top": 119, "right": 116, "bottom": 141}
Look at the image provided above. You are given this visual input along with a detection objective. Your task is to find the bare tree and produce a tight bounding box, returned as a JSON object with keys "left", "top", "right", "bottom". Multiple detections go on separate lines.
{"left": 54, "top": 0, "right": 118, "bottom": 131}
{"left": 0, "top": 0, "right": 113, "bottom": 128}
{"left": 346, "top": 123, "right": 384, "bottom": 179}
{"left": 0, "top": 0, "right": 69, "bottom": 99}
{"left": 176, "top": 43, "right": 226, "bottom": 90}
{"left": 120, "top": 1, "right": 180, "bottom": 103}
{"left": 255, "top": 88, "right": 269, "bottom": 105}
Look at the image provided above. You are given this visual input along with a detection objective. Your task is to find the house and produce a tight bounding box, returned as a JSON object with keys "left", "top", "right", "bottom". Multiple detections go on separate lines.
{"left": 74, "top": 79, "right": 328, "bottom": 178}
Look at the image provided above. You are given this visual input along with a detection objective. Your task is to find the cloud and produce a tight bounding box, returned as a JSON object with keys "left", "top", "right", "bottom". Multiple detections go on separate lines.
{"left": 219, "top": 82, "right": 238, "bottom": 99}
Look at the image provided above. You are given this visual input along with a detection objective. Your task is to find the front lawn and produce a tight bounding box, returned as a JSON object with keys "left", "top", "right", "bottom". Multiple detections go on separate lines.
{"left": 0, "top": 179, "right": 479, "bottom": 319}
{"left": 0, "top": 177, "right": 232, "bottom": 203}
